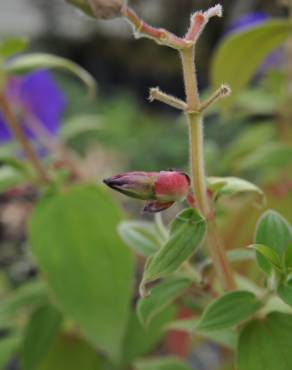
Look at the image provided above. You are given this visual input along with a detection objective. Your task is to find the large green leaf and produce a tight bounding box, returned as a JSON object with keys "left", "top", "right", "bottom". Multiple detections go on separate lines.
{"left": 21, "top": 304, "right": 62, "bottom": 370}
{"left": 197, "top": 290, "right": 262, "bottom": 331}
{"left": 237, "top": 312, "right": 292, "bottom": 370}
{"left": 137, "top": 276, "right": 191, "bottom": 326}
{"left": 141, "top": 208, "right": 206, "bottom": 292}
{"left": 5, "top": 53, "right": 96, "bottom": 96}
{"left": 211, "top": 21, "right": 292, "bottom": 109}
{"left": 134, "top": 357, "right": 192, "bottom": 370}
{"left": 28, "top": 185, "right": 133, "bottom": 361}
{"left": 38, "top": 334, "right": 106, "bottom": 370}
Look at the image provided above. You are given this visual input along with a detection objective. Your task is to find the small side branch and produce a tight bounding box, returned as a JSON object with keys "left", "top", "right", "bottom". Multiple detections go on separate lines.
{"left": 149, "top": 88, "right": 187, "bottom": 111}
{"left": 122, "top": 6, "right": 192, "bottom": 50}
{"left": 185, "top": 4, "right": 223, "bottom": 43}
{"left": 199, "top": 84, "right": 231, "bottom": 112}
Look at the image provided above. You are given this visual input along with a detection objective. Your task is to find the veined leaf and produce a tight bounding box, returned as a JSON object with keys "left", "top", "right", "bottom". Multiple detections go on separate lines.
{"left": 137, "top": 276, "right": 191, "bottom": 326}
{"left": 140, "top": 208, "right": 206, "bottom": 293}
{"left": 197, "top": 290, "right": 262, "bottom": 331}
{"left": 5, "top": 53, "right": 96, "bottom": 96}
{"left": 237, "top": 312, "right": 292, "bottom": 370}
{"left": 211, "top": 20, "right": 292, "bottom": 109}
{"left": 251, "top": 244, "right": 283, "bottom": 272}
{"left": 119, "top": 221, "right": 161, "bottom": 257}
{"left": 28, "top": 185, "right": 133, "bottom": 362}
{"left": 255, "top": 210, "right": 292, "bottom": 274}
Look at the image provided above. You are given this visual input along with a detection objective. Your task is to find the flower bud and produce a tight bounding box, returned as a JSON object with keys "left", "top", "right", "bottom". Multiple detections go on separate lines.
{"left": 103, "top": 170, "right": 190, "bottom": 212}
{"left": 66, "top": 0, "right": 126, "bottom": 19}
{"left": 65, "top": 0, "right": 94, "bottom": 17}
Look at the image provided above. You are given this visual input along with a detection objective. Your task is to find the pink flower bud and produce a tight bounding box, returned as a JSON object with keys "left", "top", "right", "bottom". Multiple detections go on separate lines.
{"left": 66, "top": 0, "right": 126, "bottom": 19}
{"left": 155, "top": 171, "right": 190, "bottom": 202}
{"left": 103, "top": 170, "right": 190, "bottom": 212}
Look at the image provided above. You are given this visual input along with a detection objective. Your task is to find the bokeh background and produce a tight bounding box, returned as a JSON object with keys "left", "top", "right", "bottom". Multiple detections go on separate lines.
{"left": 0, "top": 1, "right": 291, "bottom": 369}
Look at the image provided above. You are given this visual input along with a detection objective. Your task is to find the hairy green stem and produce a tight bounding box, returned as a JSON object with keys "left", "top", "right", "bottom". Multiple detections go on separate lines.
{"left": 0, "top": 91, "right": 50, "bottom": 185}
{"left": 180, "top": 48, "right": 236, "bottom": 291}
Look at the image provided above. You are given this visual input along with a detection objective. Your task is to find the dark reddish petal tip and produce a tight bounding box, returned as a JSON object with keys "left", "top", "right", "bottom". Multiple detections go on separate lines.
{"left": 143, "top": 200, "right": 174, "bottom": 213}
{"left": 103, "top": 178, "right": 112, "bottom": 187}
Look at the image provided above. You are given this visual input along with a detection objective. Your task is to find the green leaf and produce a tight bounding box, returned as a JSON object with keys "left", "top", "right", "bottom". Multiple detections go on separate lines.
{"left": 237, "top": 312, "right": 292, "bottom": 370}
{"left": 0, "top": 37, "right": 28, "bottom": 59}
{"left": 0, "top": 280, "right": 48, "bottom": 327}
{"left": 219, "top": 123, "right": 275, "bottom": 173}
{"left": 211, "top": 20, "right": 292, "bottom": 109}
{"left": 239, "top": 143, "right": 292, "bottom": 172}
{"left": 255, "top": 210, "right": 292, "bottom": 274}
{"left": 277, "top": 280, "right": 292, "bottom": 308}
{"left": 134, "top": 357, "right": 192, "bottom": 370}
{"left": 118, "top": 221, "right": 161, "bottom": 257}
{"left": 197, "top": 291, "right": 262, "bottom": 331}
{"left": 235, "top": 88, "right": 279, "bottom": 116}
{"left": 141, "top": 208, "right": 206, "bottom": 290}
{"left": 5, "top": 53, "right": 96, "bottom": 96}
{"left": 165, "top": 319, "right": 237, "bottom": 350}
{"left": 284, "top": 243, "right": 292, "bottom": 270}
{"left": 21, "top": 304, "right": 62, "bottom": 370}
{"left": 0, "top": 163, "right": 31, "bottom": 193}
{"left": 28, "top": 185, "right": 133, "bottom": 362}
{"left": 137, "top": 276, "right": 191, "bottom": 326}
{"left": 207, "top": 176, "right": 264, "bottom": 206}
{"left": 38, "top": 334, "right": 105, "bottom": 370}
{"left": 61, "top": 114, "right": 102, "bottom": 142}
{"left": 122, "top": 307, "right": 176, "bottom": 366}
{"left": 200, "top": 248, "right": 254, "bottom": 274}
{"left": 0, "top": 332, "right": 22, "bottom": 369}
{"left": 251, "top": 244, "right": 283, "bottom": 272}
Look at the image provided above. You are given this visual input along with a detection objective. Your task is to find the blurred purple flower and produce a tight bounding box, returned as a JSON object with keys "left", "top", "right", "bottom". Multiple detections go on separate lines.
{"left": 226, "top": 11, "right": 283, "bottom": 73}
{"left": 226, "top": 11, "right": 269, "bottom": 34}
{"left": 0, "top": 70, "right": 67, "bottom": 142}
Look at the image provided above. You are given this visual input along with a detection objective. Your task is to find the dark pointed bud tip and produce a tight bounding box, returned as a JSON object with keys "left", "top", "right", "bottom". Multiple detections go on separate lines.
{"left": 103, "top": 172, "right": 157, "bottom": 200}
{"left": 103, "top": 178, "right": 111, "bottom": 186}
